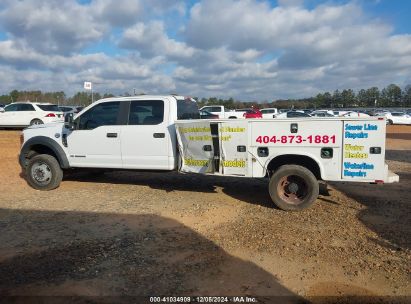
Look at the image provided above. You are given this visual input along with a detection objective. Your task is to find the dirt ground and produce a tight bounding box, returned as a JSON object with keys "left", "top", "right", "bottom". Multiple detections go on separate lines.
{"left": 0, "top": 125, "right": 410, "bottom": 303}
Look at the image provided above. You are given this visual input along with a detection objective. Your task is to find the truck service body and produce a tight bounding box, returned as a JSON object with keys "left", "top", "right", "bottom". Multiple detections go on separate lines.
{"left": 19, "top": 95, "right": 399, "bottom": 211}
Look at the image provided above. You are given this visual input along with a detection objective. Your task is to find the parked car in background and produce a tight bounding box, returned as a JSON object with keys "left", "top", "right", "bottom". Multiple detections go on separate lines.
{"left": 260, "top": 108, "right": 278, "bottom": 118}
{"left": 332, "top": 110, "right": 348, "bottom": 116}
{"left": 240, "top": 108, "right": 262, "bottom": 119}
{"left": 58, "top": 105, "right": 84, "bottom": 117}
{"left": 199, "top": 105, "right": 243, "bottom": 119}
{"left": 0, "top": 102, "right": 64, "bottom": 128}
{"left": 301, "top": 109, "right": 313, "bottom": 114}
{"left": 311, "top": 112, "right": 335, "bottom": 117}
{"left": 384, "top": 112, "right": 411, "bottom": 125}
{"left": 339, "top": 111, "right": 370, "bottom": 118}
{"left": 199, "top": 110, "right": 218, "bottom": 119}
{"left": 311, "top": 110, "right": 335, "bottom": 117}
{"left": 275, "top": 111, "right": 312, "bottom": 118}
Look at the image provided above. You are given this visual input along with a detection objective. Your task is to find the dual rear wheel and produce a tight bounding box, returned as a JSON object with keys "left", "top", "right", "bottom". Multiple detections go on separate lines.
{"left": 269, "top": 165, "right": 319, "bottom": 211}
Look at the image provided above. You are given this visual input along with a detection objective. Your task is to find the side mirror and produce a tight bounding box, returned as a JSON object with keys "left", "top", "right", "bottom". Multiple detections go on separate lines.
{"left": 64, "top": 113, "right": 75, "bottom": 130}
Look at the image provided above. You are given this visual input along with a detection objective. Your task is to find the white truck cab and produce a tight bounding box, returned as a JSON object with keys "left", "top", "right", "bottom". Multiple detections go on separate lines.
{"left": 19, "top": 95, "right": 399, "bottom": 211}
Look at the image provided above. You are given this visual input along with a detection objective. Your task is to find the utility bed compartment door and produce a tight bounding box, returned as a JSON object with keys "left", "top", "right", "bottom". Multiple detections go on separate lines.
{"left": 250, "top": 119, "right": 342, "bottom": 180}
{"left": 342, "top": 119, "right": 386, "bottom": 181}
{"left": 175, "top": 120, "right": 249, "bottom": 176}
{"left": 218, "top": 120, "right": 248, "bottom": 176}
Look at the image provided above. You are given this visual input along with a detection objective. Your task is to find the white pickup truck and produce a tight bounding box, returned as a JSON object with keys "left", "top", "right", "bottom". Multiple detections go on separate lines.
{"left": 199, "top": 105, "right": 244, "bottom": 119}
{"left": 19, "top": 95, "right": 399, "bottom": 211}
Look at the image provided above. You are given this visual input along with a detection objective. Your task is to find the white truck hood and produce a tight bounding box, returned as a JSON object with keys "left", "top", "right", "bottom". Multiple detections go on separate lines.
{"left": 27, "top": 122, "right": 65, "bottom": 130}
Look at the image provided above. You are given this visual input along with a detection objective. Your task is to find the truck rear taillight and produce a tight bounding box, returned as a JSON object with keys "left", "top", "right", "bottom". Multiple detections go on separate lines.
{"left": 45, "top": 113, "right": 56, "bottom": 117}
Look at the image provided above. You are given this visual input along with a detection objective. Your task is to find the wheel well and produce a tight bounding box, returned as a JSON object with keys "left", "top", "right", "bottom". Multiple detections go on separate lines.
{"left": 267, "top": 155, "right": 321, "bottom": 180}
{"left": 26, "top": 145, "right": 58, "bottom": 162}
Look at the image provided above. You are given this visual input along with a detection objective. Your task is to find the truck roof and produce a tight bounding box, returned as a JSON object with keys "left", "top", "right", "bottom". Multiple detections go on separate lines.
{"left": 96, "top": 95, "right": 191, "bottom": 103}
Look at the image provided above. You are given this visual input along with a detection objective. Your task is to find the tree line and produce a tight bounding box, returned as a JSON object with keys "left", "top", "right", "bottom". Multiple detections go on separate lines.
{"left": 1, "top": 83, "right": 410, "bottom": 109}
{"left": 198, "top": 84, "right": 411, "bottom": 109}
{"left": 0, "top": 90, "right": 115, "bottom": 107}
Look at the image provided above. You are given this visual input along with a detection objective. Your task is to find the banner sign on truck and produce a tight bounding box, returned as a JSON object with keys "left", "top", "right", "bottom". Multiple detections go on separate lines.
{"left": 176, "top": 121, "right": 214, "bottom": 174}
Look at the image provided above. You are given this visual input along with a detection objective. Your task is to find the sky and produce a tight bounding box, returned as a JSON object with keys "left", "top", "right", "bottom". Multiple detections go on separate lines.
{"left": 0, "top": 0, "right": 410, "bottom": 100}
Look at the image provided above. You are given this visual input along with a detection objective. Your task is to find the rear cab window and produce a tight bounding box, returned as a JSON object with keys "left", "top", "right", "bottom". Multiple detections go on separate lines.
{"left": 177, "top": 98, "right": 200, "bottom": 120}
{"left": 128, "top": 100, "right": 165, "bottom": 125}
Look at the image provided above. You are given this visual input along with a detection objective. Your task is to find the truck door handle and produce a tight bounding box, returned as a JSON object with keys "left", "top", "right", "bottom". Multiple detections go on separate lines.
{"left": 153, "top": 133, "right": 165, "bottom": 138}
{"left": 106, "top": 133, "right": 118, "bottom": 138}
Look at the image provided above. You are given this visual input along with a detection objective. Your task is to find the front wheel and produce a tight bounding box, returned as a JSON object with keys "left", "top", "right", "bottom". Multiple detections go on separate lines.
{"left": 269, "top": 165, "right": 319, "bottom": 211}
{"left": 26, "top": 154, "right": 63, "bottom": 190}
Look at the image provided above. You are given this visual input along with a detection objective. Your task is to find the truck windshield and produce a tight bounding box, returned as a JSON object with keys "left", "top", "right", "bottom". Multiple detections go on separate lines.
{"left": 177, "top": 98, "right": 200, "bottom": 119}
{"left": 37, "top": 104, "right": 61, "bottom": 112}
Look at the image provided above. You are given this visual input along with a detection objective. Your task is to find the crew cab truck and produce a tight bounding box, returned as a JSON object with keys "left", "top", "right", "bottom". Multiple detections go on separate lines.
{"left": 19, "top": 95, "right": 399, "bottom": 211}
{"left": 199, "top": 105, "right": 244, "bottom": 119}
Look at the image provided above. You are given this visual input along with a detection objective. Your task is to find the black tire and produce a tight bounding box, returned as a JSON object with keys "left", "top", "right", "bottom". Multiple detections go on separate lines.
{"left": 26, "top": 154, "right": 63, "bottom": 190}
{"left": 30, "top": 119, "right": 44, "bottom": 126}
{"left": 268, "top": 165, "right": 319, "bottom": 211}
{"left": 387, "top": 119, "right": 393, "bottom": 125}
{"left": 228, "top": 116, "right": 237, "bottom": 119}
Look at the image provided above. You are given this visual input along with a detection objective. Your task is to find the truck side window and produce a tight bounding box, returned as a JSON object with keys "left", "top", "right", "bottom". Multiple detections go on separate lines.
{"left": 77, "top": 102, "right": 120, "bottom": 130}
{"left": 128, "top": 100, "right": 164, "bottom": 125}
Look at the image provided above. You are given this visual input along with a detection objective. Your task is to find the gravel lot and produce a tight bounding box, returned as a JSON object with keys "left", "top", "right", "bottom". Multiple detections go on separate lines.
{"left": 0, "top": 126, "right": 410, "bottom": 302}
